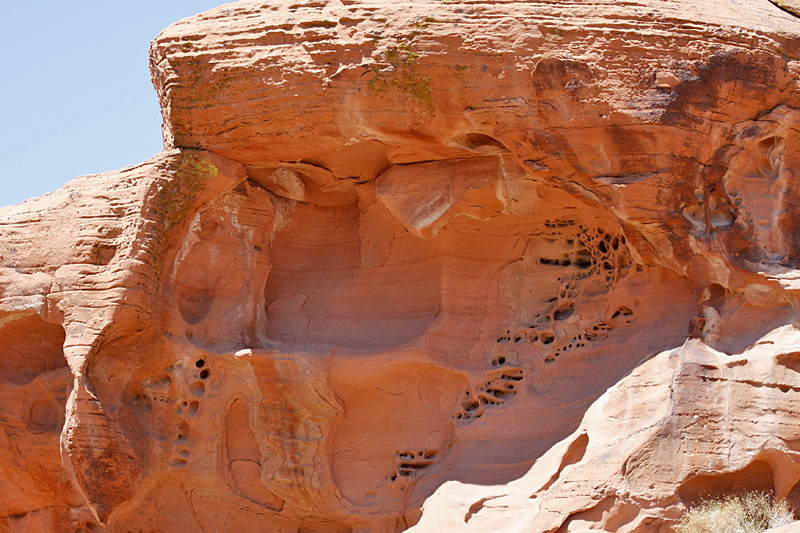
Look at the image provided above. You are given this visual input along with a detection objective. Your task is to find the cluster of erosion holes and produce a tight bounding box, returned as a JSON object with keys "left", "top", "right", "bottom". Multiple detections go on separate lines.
{"left": 389, "top": 449, "right": 439, "bottom": 482}
{"left": 495, "top": 305, "right": 635, "bottom": 364}
{"left": 537, "top": 220, "right": 634, "bottom": 285}
{"left": 455, "top": 366, "right": 525, "bottom": 420}
{"left": 171, "top": 358, "right": 211, "bottom": 467}
{"left": 130, "top": 358, "right": 210, "bottom": 468}
{"left": 496, "top": 221, "right": 638, "bottom": 363}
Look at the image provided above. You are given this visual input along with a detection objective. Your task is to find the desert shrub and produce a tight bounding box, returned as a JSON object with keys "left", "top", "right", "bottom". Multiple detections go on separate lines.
{"left": 678, "top": 492, "right": 794, "bottom": 533}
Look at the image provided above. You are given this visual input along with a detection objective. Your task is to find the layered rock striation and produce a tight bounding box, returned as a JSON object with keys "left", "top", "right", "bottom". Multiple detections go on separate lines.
{"left": 3, "top": 1, "right": 800, "bottom": 531}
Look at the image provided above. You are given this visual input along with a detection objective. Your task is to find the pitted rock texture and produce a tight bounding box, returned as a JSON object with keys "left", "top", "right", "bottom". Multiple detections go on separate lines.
{"left": 2, "top": 0, "right": 800, "bottom": 531}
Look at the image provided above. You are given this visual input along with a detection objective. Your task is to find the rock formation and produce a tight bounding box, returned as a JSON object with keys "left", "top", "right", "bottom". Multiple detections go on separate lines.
{"left": 2, "top": 0, "right": 800, "bottom": 531}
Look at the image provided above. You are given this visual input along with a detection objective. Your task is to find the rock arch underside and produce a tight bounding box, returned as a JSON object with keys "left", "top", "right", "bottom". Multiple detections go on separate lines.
{"left": 4, "top": 1, "right": 800, "bottom": 531}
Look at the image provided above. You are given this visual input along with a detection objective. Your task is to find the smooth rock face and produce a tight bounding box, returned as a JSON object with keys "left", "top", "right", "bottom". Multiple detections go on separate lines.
{"left": 2, "top": 1, "right": 800, "bottom": 531}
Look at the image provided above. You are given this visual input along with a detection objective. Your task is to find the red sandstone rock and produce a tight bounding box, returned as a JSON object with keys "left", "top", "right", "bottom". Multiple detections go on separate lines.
{"left": 3, "top": 0, "right": 800, "bottom": 531}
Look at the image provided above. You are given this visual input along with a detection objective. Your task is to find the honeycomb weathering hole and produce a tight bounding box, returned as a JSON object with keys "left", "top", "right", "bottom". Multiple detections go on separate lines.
{"left": 29, "top": 399, "right": 60, "bottom": 429}
{"left": 553, "top": 302, "right": 576, "bottom": 321}
{"left": 451, "top": 132, "right": 510, "bottom": 153}
{"left": 190, "top": 381, "right": 205, "bottom": 397}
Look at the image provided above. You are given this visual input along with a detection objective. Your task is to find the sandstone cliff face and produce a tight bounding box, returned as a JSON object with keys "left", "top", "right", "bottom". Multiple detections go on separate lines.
{"left": 3, "top": 1, "right": 800, "bottom": 531}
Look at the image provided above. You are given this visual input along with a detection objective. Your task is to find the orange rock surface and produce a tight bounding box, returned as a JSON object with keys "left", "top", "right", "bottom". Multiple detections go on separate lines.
{"left": 3, "top": 1, "right": 800, "bottom": 531}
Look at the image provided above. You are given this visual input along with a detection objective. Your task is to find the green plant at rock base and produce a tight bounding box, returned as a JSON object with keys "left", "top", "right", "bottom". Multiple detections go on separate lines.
{"left": 678, "top": 492, "right": 794, "bottom": 533}
{"left": 367, "top": 40, "right": 433, "bottom": 113}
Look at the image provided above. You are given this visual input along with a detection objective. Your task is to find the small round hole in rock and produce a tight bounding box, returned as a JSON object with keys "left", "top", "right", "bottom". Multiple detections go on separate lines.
{"left": 195, "top": 359, "right": 205, "bottom": 368}
{"left": 553, "top": 302, "right": 575, "bottom": 321}
{"left": 200, "top": 369, "right": 210, "bottom": 380}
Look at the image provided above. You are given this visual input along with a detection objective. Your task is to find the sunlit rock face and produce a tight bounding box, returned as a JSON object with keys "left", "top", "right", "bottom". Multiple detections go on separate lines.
{"left": 3, "top": 0, "right": 800, "bottom": 531}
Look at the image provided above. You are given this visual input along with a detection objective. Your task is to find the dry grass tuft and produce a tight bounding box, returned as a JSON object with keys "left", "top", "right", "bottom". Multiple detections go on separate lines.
{"left": 678, "top": 492, "right": 794, "bottom": 533}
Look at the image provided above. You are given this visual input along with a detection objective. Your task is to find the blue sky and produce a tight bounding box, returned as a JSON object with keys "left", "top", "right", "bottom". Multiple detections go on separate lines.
{"left": 1, "top": 1, "right": 224, "bottom": 207}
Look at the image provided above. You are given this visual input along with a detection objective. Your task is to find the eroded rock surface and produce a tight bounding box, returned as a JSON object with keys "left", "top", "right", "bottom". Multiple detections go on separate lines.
{"left": 3, "top": 0, "right": 800, "bottom": 531}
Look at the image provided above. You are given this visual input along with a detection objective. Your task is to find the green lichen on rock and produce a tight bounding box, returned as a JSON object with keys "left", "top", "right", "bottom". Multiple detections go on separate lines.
{"left": 206, "top": 75, "right": 235, "bottom": 97}
{"left": 367, "top": 40, "right": 433, "bottom": 113}
{"left": 148, "top": 152, "right": 219, "bottom": 283}
{"left": 157, "top": 152, "right": 217, "bottom": 235}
